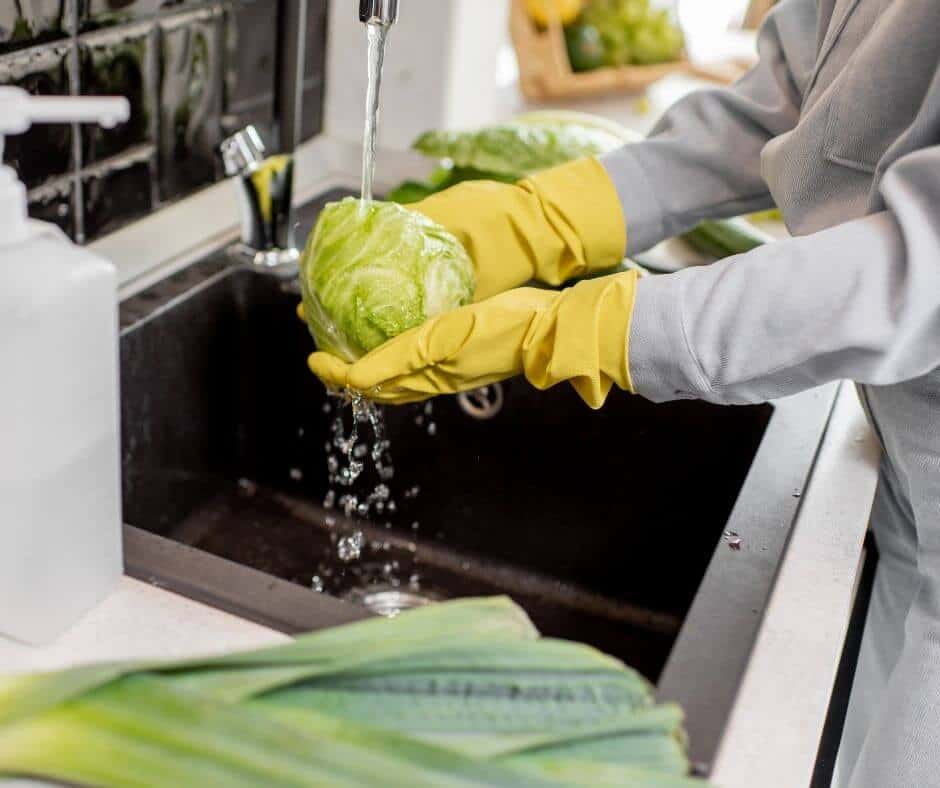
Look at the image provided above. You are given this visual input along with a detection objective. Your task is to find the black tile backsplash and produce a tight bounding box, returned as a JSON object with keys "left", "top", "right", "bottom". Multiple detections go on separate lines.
{"left": 0, "top": 1, "right": 70, "bottom": 54}
{"left": 80, "top": 22, "right": 159, "bottom": 163}
{"left": 28, "top": 179, "right": 76, "bottom": 237}
{"left": 300, "top": 0, "right": 326, "bottom": 141}
{"left": 0, "top": 43, "right": 73, "bottom": 189}
{"left": 0, "top": 0, "right": 328, "bottom": 243}
{"left": 222, "top": 0, "right": 277, "bottom": 143}
{"left": 83, "top": 157, "right": 155, "bottom": 237}
{"left": 158, "top": 6, "right": 224, "bottom": 201}
{"left": 80, "top": 0, "right": 190, "bottom": 32}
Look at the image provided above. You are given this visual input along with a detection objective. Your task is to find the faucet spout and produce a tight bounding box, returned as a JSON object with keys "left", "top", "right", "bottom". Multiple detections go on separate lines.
{"left": 359, "top": 0, "right": 398, "bottom": 26}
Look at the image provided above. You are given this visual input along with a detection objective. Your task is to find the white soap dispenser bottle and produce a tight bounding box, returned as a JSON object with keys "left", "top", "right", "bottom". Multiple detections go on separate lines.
{"left": 0, "top": 88, "right": 130, "bottom": 644}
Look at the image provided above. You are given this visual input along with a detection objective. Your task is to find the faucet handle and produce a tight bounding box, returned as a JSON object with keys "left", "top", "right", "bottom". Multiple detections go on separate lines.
{"left": 220, "top": 125, "right": 266, "bottom": 177}
{"left": 360, "top": 0, "right": 398, "bottom": 25}
{"left": 219, "top": 126, "right": 299, "bottom": 272}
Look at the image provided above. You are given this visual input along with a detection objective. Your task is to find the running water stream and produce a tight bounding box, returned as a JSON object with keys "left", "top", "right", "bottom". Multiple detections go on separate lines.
{"left": 360, "top": 21, "right": 390, "bottom": 207}
{"left": 308, "top": 20, "right": 430, "bottom": 602}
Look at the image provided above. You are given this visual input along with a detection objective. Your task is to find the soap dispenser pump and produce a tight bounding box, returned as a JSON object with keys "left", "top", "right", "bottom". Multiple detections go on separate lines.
{"left": 0, "top": 88, "right": 130, "bottom": 645}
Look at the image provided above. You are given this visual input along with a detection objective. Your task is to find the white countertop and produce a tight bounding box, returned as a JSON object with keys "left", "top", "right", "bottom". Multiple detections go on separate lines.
{"left": 2, "top": 71, "right": 881, "bottom": 788}
{"left": 0, "top": 577, "right": 287, "bottom": 674}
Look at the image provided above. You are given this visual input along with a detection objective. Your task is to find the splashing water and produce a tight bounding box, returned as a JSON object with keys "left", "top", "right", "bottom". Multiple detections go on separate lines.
{"left": 337, "top": 531, "right": 365, "bottom": 562}
{"left": 312, "top": 391, "right": 433, "bottom": 597}
{"left": 360, "top": 22, "right": 390, "bottom": 208}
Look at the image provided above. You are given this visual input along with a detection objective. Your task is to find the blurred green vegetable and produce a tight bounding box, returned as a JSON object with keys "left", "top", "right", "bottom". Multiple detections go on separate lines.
{"left": 389, "top": 112, "right": 639, "bottom": 204}
{"left": 746, "top": 207, "right": 784, "bottom": 223}
{"left": 412, "top": 122, "right": 627, "bottom": 179}
{"left": 681, "top": 219, "right": 770, "bottom": 259}
{"left": 578, "top": 0, "right": 684, "bottom": 68}
{"left": 386, "top": 166, "right": 517, "bottom": 204}
{"left": 565, "top": 22, "right": 607, "bottom": 72}
{"left": 299, "top": 197, "right": 475, "bottom": 362}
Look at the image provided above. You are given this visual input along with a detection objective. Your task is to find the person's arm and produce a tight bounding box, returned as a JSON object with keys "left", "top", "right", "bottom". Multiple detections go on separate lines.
{"left": 629, "top": 145, "right": 940, "bottom": 404}
{"left": 602, "top": 0, "right": 819, "bottom": 253}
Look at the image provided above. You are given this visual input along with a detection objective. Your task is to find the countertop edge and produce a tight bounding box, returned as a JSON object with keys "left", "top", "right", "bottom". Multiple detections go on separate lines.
{"left": 710, "top": 384, "right": 879, "bottom": 788}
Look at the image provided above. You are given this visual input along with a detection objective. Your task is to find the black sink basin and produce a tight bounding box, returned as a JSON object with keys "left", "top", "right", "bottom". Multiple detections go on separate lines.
{"left": 119, "top": 190, "right": 838, "bottom": 771}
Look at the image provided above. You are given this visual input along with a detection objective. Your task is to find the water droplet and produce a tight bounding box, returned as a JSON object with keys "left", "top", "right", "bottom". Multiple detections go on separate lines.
{"left": 354, "top": 444, "right": 368, "bottom": 459}
{"left": 237, "top": 478, "right": 257, "bottom": 496}
{"left": 792, "top": 490, "right": 802, "bottom": 498}
{"left": 298, "top": 427, "right": 305, "bottom": 437}
{"left": 427, "top": 422, "right": 437, "bottom": 436}
{"left": 311, "top": 575, "right": 324, "bottom": 592}
{"left": 322, "top": 403, "right": 331, "bottom": 414}
{"left": 409, "top": 573, "right": 421, "bottom": 589}
{"left": 337, "top": 531, "right": 364, "bottom": 562}
{"left": 423, "top": 402, "right": 433, "bottom": 416}
{"left": 324, "top": 516, "right": 336, "bottom": 528}
{"left": 728, "top": 537, "right": 743, "bottom": 551}
{"left": 411, "top": 521, "right": 420, "bottom": 531}
{"left": 289, "top": 467, "right": 303, "bottom": 481}
{"left": 323, "top": 490, "right": 336, "bottom": 509}
{"left": 342, "top": 495, "right": 358, "bottom": 516}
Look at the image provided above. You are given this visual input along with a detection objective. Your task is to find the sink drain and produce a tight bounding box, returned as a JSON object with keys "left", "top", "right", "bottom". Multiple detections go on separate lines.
{"left": 347, "top": 587, "right": 434, "bottom": 617}
{"left": 457, "top": 384, "right": 504, "bottom": 420}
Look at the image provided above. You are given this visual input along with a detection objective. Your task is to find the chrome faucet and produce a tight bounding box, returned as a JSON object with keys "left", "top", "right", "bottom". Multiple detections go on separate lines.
{"left": 360, "top": 0, "right": 398, "bottom": 26}
{"left": 219, "top": 125, "right": 299, "bottom": 270}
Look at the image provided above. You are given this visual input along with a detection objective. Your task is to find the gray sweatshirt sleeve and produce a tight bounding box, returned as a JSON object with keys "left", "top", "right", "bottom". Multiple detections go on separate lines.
{"left": 628, "top": 146, "right": 940, "bottom": 404}
{"left": 601, "top": 0, "right": 818, "bottom": 253}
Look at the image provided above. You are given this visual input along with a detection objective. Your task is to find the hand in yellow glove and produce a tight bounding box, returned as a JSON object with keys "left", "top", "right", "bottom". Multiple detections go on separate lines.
{"left": 308, "top": 271, "right": 638, "bottom": 409}
{"left": 412, "top": 158, "right": 627, "bottom": 301}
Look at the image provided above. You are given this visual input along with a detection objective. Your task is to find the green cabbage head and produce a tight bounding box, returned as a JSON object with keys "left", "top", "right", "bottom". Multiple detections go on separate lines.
{"left": 300, "top": 197, "right": 475, "bottom": 362}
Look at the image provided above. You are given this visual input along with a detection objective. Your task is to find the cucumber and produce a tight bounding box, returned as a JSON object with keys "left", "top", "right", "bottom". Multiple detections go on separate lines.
{"left": 681, "top": 219, "right": 770, "bottom": 259}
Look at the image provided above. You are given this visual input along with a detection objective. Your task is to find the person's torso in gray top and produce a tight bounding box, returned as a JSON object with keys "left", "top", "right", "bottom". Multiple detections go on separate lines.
{"left": 603, "top": 0, "right": 940, "bottom": 555}
{"left": 768, "top": 0, "right": 940, "bottom": 556}
{"left": 767, "top": 0, "right": 939, "bottom": 234}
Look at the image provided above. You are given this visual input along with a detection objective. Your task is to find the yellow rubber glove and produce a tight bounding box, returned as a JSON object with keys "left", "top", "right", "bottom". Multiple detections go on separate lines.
{"left": 308, "top": 270, "right": 638, "bottom": 409}
{"left": 412, "top": 158, "right": 627, "bottom": 301}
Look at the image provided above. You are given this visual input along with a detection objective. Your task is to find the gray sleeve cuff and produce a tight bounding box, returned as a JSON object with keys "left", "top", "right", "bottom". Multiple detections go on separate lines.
{"left": 600, "top": 146, "right": 670, "bottom": 256}
{"left": 629, "top": 273, "right": 712, "bottom": 403}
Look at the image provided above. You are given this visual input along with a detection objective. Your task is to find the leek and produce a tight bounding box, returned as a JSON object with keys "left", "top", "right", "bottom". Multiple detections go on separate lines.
{"left": 0, "top": 597, "right": 711, "bottom": 787}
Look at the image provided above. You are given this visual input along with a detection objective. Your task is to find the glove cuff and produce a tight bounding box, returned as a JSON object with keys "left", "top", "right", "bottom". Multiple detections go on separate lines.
{"left": 522, "top": 158, "right": 628, "bottom": 284}
{"left": 523, "top": 270, "right": 638, "bottom": 409}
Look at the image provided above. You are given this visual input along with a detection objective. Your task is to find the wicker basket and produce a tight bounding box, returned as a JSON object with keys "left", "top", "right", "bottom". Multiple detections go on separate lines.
{"left": 510, "top": 0, "right": 747, "bottom": 101}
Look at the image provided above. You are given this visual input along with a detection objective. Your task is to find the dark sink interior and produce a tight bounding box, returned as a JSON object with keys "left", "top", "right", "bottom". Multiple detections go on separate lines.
{"left": 121, "top": 193, "right": 771, "bottom": 681}
{"left": 119, "top": 191, "right": 837, "bottom": 768}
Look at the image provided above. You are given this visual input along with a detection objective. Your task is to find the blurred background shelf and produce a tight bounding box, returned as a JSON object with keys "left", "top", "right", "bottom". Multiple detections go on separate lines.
{"left": 510, "top": 0, "right": 754, "bottom": 101}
